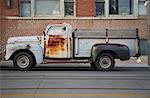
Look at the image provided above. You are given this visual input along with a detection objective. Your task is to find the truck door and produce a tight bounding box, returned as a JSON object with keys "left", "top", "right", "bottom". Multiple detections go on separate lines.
{"left": 45, "top": 26, "right": 70, "bottom": 58}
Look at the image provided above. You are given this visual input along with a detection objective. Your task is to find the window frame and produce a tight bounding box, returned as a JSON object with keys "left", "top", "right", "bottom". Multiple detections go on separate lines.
{"left": 94, "top": 0, "right": 105, "bottom": 17}
{"left": 19, "top": 0, "right": 65, "bottom": 17}
{"left": 34, "top": 0, "right": 62, "bottom": 16}
{"left": 109, "top": 0, "right": 134, "bottom": 16}
{"left": 94, "top": 0, "right": 138, "bottom": 18}
{"left": 17, "top": 0, "right": 140, "bottom": 19}
{"left": 19, "top": 0, "right": 31, "bottom": 17}
{"left": 64, "top": 0, "right": 76, "bottom": 16}
{"left": 138, "top": 0, "right": 147, "bottom": 16}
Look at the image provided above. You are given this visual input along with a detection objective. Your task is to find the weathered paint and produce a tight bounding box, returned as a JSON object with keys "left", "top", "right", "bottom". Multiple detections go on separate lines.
{"left": 44, "top": 23, "right": 72, "bottom": 58}
{"left": 45, "top": 35, "right": 68, "bottom": 58}
{"left": 74, "top": 29, "right": 139, "bottom": 57}
{"left": 109, "top": 39, "right": 138, "bottom": 56}
{"left": 5, "top": 36, "right": 43, "bottom": 64}
{"left": 4, "top": 23, "right": 139, "bottom": 64}
{"left": 75, "top": 38, "right": 106, "bottom": 57}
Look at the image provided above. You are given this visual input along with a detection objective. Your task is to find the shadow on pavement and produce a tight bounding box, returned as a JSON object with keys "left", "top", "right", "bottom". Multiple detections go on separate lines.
{"left": 0, "top": 66, "right": 148, "bottom": 71}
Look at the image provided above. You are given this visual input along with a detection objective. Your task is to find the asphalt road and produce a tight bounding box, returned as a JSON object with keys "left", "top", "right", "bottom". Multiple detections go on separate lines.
{"left": 0, "top": 61, "right": 150, "bottom": 98}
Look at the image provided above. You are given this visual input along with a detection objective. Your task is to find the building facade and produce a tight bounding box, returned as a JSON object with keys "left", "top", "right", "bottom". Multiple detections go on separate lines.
{"left": 0, "top": 0, "right": 148, "bottom": 55}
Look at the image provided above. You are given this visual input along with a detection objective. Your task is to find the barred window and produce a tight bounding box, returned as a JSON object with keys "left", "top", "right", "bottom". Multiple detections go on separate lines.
{"left": 95, "top": 0, "right": 105, "bottom": 16}
{"left": 64, "top": 0, "right": 74, "bottom": 16}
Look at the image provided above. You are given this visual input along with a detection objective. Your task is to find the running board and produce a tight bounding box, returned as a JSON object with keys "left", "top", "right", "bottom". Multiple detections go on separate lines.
{"left": 42, "top": 59, "right": 90, "bottom": 64}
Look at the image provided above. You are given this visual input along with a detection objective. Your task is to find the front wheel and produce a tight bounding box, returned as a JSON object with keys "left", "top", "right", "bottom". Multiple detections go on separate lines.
{"left": 13, "top": 52, "right": 35, "bottom": 71}
{"left": 95, "top": 53, "right": 115, "bottom": 71}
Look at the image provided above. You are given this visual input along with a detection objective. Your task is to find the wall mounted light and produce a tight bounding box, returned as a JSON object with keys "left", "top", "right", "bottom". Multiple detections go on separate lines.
{"left": 6, "top": 0, "right": 11, "bottom": 9}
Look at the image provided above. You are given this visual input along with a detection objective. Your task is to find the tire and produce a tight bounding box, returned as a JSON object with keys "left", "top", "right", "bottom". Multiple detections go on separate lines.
{"left": 13, "top": 52, "right": 35, "bottom": 71}
{"left": 90, "top": 62, "right": 97, "bottom": 69}
{"left": 95, "top": 53, "right": 115, "bottom": 71}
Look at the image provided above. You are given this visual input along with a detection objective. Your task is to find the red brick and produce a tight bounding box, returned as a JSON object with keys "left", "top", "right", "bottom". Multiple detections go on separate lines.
{"left": 1, "top": 0, "right": 19, "bottom": 16}
{"left": 76, "top": 0, "right": 94, "bottom": 17}
{"left": 0, "top": 19, "right": 148, "bottom": 48}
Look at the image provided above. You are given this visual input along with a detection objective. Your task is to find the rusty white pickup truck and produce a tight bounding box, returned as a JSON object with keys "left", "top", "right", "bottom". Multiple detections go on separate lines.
{"left": 1, "top": 23, "right": 140, "bottom": 71}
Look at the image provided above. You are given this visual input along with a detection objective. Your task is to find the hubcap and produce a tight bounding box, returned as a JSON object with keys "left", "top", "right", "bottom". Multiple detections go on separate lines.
{"left": 16, "top": 55, "right": 29, "bottom": 68}
{"left": 99, "top": 56, "right": 111, "bottom": 69}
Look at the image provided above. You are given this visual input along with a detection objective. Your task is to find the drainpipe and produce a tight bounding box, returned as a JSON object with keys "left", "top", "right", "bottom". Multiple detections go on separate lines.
{"left": 145, "top": 0, "right": 150, "bottom": 66}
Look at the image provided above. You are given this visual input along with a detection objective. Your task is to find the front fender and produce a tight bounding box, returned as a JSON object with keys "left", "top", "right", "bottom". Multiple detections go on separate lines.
{"left": 5, "top": 43, "right": 43, "bottom": 64}
{"left": 91, "top": 44, "right": 130, "bottom": 62}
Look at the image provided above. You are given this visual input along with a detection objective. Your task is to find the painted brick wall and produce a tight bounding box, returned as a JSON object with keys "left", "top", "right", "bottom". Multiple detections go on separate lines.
{"left": 76, "top": 0, "right": 94, "bottom": 17}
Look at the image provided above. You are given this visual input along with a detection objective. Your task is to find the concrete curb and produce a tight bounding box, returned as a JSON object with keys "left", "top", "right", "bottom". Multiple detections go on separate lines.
{"left": 148, "top": 66, "right": 150, "bottom": 70}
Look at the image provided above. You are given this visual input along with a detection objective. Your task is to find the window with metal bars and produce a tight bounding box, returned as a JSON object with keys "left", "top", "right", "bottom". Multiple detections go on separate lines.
{"left": 95, "top": 0, "right": 105, "bottom": 16}
{"left": 64, "top": 0, "right": 74, "bottom": 16}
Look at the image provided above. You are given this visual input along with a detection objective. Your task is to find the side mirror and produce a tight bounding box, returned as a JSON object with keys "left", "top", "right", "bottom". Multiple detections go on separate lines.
{"left": 63, "top": 27, "right": 66, "bottom": 31}
{"left": 74, "top": 28, "right": 78, "bottom": 31}
{"left": 43, "top": 31, "right": 46, "bottom": 40}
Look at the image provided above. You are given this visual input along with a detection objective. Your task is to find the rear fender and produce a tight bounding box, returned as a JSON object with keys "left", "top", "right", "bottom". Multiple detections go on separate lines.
{"left": 91, "top": 44, "right": 130, "bottom": 62}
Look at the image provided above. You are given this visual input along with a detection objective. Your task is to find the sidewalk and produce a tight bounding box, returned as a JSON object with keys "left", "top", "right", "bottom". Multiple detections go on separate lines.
{"left": 116, "top": 56, "right": 148, "bottom": 67}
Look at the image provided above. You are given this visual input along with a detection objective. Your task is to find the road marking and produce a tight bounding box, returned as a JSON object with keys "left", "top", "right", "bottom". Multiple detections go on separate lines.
{"left": 0, "top": 93, "right": 147, "bottom": 97}
{"left": 1, "top": 87, "right": 150, "bottom": 91}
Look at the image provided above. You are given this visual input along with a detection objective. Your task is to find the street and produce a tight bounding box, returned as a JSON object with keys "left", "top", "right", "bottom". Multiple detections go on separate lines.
{"left": 0, "top": 58, "right": 150, "bottom": 98}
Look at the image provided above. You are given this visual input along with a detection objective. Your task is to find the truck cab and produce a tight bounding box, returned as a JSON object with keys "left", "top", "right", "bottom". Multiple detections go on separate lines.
{"left": 43, "top": 23, "right": 72, "bottom": 59}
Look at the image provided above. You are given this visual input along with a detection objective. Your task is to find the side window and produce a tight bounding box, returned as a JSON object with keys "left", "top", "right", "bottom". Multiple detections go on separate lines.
{"left": 47, "top": 26, "right": 66, "bottom": 36}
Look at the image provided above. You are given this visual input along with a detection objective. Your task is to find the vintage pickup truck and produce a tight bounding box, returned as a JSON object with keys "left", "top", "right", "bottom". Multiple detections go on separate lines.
{"left": 1, "top": 23, "right": 140, "bottom": 71}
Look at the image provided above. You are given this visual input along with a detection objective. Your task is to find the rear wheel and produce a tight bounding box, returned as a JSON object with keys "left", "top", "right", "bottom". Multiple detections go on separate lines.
{"left": 95, "top": 53, "right": 115, "bottom": 71}
{"left": 90, "top": 62, "right": 97, "bottom": 69}
{"left": 13, "top": 52, "right": 35, "bottom": 71}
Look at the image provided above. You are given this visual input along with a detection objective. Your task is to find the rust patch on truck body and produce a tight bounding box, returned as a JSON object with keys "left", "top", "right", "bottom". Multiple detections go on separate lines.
{"left": 45, "top": 35, "right": 68, "bottom": 58}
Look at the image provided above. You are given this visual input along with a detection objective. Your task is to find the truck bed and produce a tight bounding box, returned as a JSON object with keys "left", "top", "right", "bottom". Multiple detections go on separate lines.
{"left": 74, "top": 29, "right": 139, "bottom": 58}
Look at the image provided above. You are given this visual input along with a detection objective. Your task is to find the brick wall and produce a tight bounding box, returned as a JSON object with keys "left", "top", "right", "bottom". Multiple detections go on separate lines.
{"left": 0, "top": 19, "right": 148, "bottom": 48}
{"left": 1, "top": 0, "right": 19, "bottom": 16}
{"left": 76, "top": 0, "right": 94, "bottom": 17}
{"left": 0, "top": 0, "right": 148, "bottom": 55}
{"left": 1, "top": 0, "right": 95, "bottom": 17}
